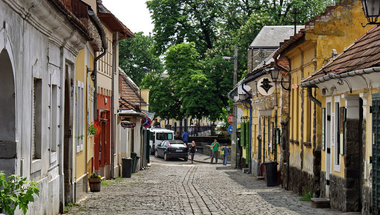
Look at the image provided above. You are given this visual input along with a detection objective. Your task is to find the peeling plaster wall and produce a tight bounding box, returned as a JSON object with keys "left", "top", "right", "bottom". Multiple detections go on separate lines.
{"left": 0, "top": 0, "right": 86, "bottom": 214}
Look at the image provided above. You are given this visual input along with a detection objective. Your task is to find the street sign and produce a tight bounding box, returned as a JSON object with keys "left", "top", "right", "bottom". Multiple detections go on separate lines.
{"left": 141, "top": 118, "right": 152, "bottom": 128}
{"left": 227, "top": 114, "right": 233, "bottom": 124}
{"left": 228, "top": 125, "right": 233, "bottom": 134}
{"left": 121, "top": 122, "right": 136, "bottom": 128}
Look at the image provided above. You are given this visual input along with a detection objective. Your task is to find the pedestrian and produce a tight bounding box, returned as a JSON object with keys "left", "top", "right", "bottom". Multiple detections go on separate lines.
{"left": 221, "top": 143, "right": 230, "bottom": 165}
{"left": 189, "top": 141, "right": 197, "bottom": 164}
{"left": 210, "top": 139, "right": 220, "bottom": 164}
{"left": 182, "top": 130, "right": 189, "bottom": 145}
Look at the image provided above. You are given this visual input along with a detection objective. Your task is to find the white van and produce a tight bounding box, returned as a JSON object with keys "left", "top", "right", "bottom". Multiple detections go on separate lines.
{"left": 149, "top": 128, "right": 175, "bottom": 154}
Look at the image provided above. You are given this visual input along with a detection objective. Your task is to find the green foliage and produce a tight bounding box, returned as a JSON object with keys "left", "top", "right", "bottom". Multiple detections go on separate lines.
{"left": 300, "top": 191, "right": 313, "bottom": 201}
{"left": 0, "top": 171, "right": 40, "bottom": 215}
{"left": 142, "top": 0, "right": 336, "bottom": 121}
{"left": 119, "top": 32, "right": 163, "bottom": 86}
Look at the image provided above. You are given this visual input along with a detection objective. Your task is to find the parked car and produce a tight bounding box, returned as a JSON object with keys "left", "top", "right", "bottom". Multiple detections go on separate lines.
{"left": 155, "top": 140, "right": 189, "bottom": 161}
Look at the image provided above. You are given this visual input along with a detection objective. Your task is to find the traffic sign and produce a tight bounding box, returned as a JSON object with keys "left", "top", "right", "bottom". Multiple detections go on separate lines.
{"left": 141, "top": 118, "right": 152, "bottom": 128}
{"left": 228, "top": 125, "right": 233, "bottom": 134}
{"left": 227, "top": 114, "right": 233, "bottom": 124}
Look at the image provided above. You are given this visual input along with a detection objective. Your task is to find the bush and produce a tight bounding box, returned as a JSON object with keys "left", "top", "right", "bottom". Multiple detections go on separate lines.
{"left": 0, "top": 171, "right": 40, "bottom": 214}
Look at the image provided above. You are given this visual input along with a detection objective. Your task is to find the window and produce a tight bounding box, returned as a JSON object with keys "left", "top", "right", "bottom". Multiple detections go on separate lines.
{"left": 334, "top": 96, "right": 341, "bottom": 172}
{"left": 76, "top": 81, "right": 84, "bottom": 152}
{"left": 33, "top": 78, "right": 42, "bottom": 160}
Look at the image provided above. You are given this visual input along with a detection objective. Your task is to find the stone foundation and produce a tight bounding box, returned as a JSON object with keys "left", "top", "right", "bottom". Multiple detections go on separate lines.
{"left": 362, "top": 185, "right": 371, "bottom": 215}
{"left": 319, "top": 171, "right": 327, "bottom": 198}
{"left": 330, "top": 174, "right": 360, "bottom": 212}
{"left": 288, "top": 166, "right": 314, "bottom": 195}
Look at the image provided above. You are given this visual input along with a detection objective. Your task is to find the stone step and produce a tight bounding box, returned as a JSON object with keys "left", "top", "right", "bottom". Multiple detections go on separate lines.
{"left": 310, "top": 198, "right": 330, "bottom": 208}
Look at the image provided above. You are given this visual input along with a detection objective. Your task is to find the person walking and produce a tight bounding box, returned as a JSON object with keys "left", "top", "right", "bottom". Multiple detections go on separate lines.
{"left": 221, "top": 143, "right": 230, "bottom": 165}
{"left": 182, "top": 130, "right": 189, "bottom": 145}
{"left": 210, "top": 139, "right": 220, "bottom": 164}
{"left": 189, "top": 141, "right": 197, "bottom": 164}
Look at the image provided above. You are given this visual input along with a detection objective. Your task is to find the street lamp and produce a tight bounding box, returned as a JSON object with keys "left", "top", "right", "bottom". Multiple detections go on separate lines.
{"left": 223, "top": 44, "right": 238, "bottom": 169}
{"left": 267, "top": 67, "right": 280, "bottom": 162}
{"left": 362, "top": 0, "right": 380, "bottom": 25}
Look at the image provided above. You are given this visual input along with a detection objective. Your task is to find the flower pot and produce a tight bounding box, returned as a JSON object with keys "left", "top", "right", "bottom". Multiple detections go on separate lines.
{"left": 88, "top": 178, "right": 101, "bottom": 192}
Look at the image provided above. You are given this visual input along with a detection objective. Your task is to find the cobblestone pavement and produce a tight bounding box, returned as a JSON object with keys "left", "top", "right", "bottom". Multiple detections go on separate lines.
{"left": 67, "top": 154, "right": 359, "bottom": 215}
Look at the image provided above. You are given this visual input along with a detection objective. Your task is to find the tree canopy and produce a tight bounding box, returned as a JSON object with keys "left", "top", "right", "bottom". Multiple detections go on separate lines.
{"left": 141, "top": 0, "right": 338, "bottom": 120}
{"left": 119, "top": 32, "right": 163, "bottom": 86}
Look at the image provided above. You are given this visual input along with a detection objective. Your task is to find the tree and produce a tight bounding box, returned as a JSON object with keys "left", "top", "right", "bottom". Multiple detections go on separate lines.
{"left": 119, "top": 32, "right": 163, "bottom": 86}
{"left": 145, "top": 0, "right": 337, "bottom": 120}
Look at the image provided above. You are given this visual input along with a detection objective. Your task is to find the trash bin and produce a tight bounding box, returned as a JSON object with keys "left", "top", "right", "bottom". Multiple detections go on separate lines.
{"left": 122, "top": 157, "right": 132, "bottom": 178}
{"left": 131, "top": 152, "right": 137, "bottom": 173}
{"left": 263, "top": 161, "right": 278, "bottom": 186}
{"left": 134, "top": 154, "right": 140, "bottom": 173}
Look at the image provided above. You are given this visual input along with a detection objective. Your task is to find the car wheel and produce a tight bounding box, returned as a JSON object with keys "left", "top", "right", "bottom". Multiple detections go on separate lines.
{"left": 164, "top": 153, "right": 168, "bottom": 161}
{"left": 184, "top": 157, "right": 188, "bottom": 161}
{"left": 155, "top": 150, "right": 159, "bottom": 158}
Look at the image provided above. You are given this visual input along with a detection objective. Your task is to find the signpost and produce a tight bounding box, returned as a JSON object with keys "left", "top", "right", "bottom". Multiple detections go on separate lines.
{"left": 141, "top": 118, "right": 152, "bottom": 128}
{"left": 227, "top": 114, "right": 233, "bottom": 125}
{"left": 228, "top": 125, "right": 233, "bottom": 134}
{"left": 121, "top": 122, "right": 136, "bottom": 129}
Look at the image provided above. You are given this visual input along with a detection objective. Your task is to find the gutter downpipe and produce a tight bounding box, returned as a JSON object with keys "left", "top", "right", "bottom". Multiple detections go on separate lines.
{"left": 110, "top": 32, "right": 118, "bottom": 179}
{"left": 241, "top": 84, "right": 252, "bottom": 174}
{"left": 88, "top": 10, "right": 108, "bottom": 122}
{"left": 307, "top": 87, "right": 321, "bottom": 107}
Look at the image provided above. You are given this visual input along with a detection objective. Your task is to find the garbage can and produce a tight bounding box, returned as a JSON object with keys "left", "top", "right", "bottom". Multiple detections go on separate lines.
{"left": 122, "top": 157, "right": 132, "bottom": 178}
{"left": 134, "top": 154, "right": 140, "bottom": 173}
{"left": 263, "top": 161, "right": 278, "bottom": 186}
{"left": 131, "top": 152, "right": 137, "bottom": 173}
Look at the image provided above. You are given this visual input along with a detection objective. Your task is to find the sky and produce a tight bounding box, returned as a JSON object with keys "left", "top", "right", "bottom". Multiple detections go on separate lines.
{"left": 101, "top": 0, "right": 154, "bottom": 35}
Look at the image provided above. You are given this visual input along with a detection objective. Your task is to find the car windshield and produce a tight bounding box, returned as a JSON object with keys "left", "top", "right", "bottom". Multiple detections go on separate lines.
{"left": 156, "top": 133, "right": 173, "bottom": 140}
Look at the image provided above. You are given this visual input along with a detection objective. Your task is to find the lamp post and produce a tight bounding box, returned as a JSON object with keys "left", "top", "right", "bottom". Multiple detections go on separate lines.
{"left": 362, "top": 0, "right": 380, "bottom": 25}
{"left": 269, "top": 68, "right": 280, "bottom": 162}
{"left": 223, "top": 44, "right": 238, "bottom": 168}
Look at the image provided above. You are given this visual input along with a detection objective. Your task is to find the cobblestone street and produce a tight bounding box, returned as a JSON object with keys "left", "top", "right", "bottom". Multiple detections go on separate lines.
{"left": 67, "top": 154, "right": 358, "bottom": 215}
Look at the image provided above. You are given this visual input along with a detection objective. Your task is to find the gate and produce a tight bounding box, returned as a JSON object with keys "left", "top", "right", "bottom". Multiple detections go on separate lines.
{"left": 372, "top": 93, "right": 380, "bottom": 214}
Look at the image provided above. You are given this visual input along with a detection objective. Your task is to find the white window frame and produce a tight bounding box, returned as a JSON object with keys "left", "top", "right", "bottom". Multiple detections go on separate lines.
{"left": 333, "top": 95, "right": 341, "bottom": 172}
{"left": 76, "top": 81, "right": 84, "bottom": 153}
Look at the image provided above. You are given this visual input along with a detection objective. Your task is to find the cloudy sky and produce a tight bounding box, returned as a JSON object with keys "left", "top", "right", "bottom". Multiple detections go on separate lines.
{"left": 102, "top": 0, "right": 154, "bottom": 35}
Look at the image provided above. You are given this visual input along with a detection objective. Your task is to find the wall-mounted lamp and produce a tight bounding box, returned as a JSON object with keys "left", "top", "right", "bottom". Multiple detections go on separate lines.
{"left": 87, "top": 68, "right": 96, "bottom": 82}
{"left": 90, "top": 71, "right": 96, "bottom": 82}
{"left": 270, "top": 68, "right": 280, "bottom": 82}
{"left": 362, "top": 0, "right": 380, "bottom": 26}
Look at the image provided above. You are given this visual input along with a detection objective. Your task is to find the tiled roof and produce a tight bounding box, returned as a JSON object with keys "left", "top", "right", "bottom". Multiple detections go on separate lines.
{"left": 303, "top": 25, "right": 380, "bottom": 83}
{"left": 119, "top": 69, "right": 147, "bottom": 111}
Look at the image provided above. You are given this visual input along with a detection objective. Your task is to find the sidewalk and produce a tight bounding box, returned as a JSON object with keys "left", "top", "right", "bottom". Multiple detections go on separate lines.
{"left": 192, "top": 152, "right": 230, "bottom": 164}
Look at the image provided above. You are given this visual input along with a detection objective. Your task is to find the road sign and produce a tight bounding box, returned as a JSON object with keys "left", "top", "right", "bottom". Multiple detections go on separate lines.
{"left": 228, "top": 125, "right": 233, "bottom": 134}
{"left": 141, "top": 118, "right": 152, "bottom": 128}
{"left": 227, "top": 114, "right": 233, "bottom": 124}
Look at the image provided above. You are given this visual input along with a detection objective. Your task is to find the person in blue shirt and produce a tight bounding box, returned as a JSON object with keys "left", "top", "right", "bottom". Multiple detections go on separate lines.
{"left": 182, "top": 131, "right": 189, "bottom": 145}
{"left": 221, "top": 143, "right": 230, "bottom": 165}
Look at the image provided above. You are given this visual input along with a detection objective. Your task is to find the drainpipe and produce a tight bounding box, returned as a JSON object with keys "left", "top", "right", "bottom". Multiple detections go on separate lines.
{"left": 241, "top": 84, "right": 252, "bottom": 174}
{"left": 307, "top": 87, "right": 321, "bottom": 107}
{"left": 110, "top": 32, "right": 118, "bottom": 179}
{"left": 88, "top": 10, "right": 108, "bottom": 121}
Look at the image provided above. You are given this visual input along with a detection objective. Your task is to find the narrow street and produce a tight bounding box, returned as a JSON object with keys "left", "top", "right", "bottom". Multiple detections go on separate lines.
{"left": 67, "top": 154, "right": 357, "bottom": 215}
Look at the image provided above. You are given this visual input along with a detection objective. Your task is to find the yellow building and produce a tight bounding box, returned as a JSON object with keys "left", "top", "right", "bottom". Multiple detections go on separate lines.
{"left": 274, "top": 0, "right": 371, "bottom": 212}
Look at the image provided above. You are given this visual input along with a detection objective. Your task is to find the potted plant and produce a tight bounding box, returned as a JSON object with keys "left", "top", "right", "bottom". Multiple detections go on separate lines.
{"left": 88, "top": 173, "right": 101, "bottom": 192}
{"left": 88, "top": 122, "right": 101, "bottom": 137}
